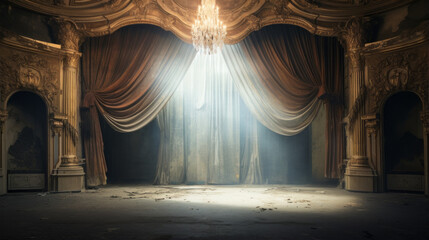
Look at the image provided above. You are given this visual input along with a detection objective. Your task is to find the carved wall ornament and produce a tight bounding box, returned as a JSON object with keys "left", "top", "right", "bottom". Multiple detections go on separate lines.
{"left": 387, "top": 67, "right": 408, "bottom": 88}
{"left": 19, "top": 67, "right": 42, "bottom": 88}
{"left": 132, "top": 0, "right": 155, "bottom": 15}
{"left": 161, "top": 15, "right": 177, "bottom": 32}
{"left": 247, "top": 15, "right": 262, "bottom": 32}
{"left": 367, "top": 51, "right": 428, "bottom": 114}
{"left": 0, "top": 54, "right": 60, "bottom": 112}
{"left": 269, "top": 0, "right": 291, "bottom": 18}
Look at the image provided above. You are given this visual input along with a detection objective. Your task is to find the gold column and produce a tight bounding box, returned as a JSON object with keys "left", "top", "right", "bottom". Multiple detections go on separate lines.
{"left": 52, "top": 20, "right": 85, "bottom": 192}
{"left": 342, "top": 17, "right": 377, "bottom": 192}
{"left": 421, "top": 111, "right": 429, "bottom": 196}
{"left": 57, "top": 21, "right": 81, "bottom": 166}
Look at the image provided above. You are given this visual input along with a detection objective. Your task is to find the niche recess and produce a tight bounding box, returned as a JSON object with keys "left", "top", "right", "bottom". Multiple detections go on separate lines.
{"left": 383, "top": 91, "right": 424, "bottom": 192}
{"left": 6, "top": 91, "right": 47, "bottom": 191}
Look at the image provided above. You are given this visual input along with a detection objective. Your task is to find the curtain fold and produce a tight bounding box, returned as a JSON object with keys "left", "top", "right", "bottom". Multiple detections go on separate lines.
{"left": 320, "top": 38, "right": 344, "bottom": 178}
{"left": 155, "top": 53, "right": 241, "bottom": 184}
{"left": 223, "top": 24, "right": 344, "bottom": 178}
{"left": 154, "top": 82, "right": 185, "bottom": 185}
{"left": 240, "top": 104, "right": 263, "bottom": 184}
{"left": 82, "top": 25, "right": 195, "bottom": 186}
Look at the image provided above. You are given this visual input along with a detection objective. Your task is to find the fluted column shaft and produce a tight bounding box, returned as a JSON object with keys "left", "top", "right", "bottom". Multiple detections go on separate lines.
{"left": 56, "top": 21, "right": 82, "bottom": 166}
{"left": 350, "top": 64, "right": 367, "bottom": 164}
{"left": 343, "top": 17, "right": 369, "bottom": 166}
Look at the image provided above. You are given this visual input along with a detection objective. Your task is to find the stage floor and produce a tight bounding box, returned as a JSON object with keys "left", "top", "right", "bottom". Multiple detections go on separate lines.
{"left": 1, "top": 185, "right": 428, "bottom": 239}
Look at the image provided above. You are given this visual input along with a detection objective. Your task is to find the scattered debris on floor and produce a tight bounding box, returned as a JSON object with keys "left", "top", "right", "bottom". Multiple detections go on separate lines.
{"left": 1, "top": 185, "right": 429, "bottom": 240}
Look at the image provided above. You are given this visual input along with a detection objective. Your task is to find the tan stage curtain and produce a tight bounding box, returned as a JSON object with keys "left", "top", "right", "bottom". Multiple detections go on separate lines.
{"left": 319, "top": 38, "right": 344, "bottom": 178}
{"left": 223, "top": 24, "right": 344, "bottom": 178}
{"left": 81, "top": 25, "right": 196, "bottom": 186}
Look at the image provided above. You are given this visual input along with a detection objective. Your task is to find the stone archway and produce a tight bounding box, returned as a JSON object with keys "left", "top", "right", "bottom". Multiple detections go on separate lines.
{"left": 383, "top": 91, "right": 424, "bottom": 192}
{"left": 6, "top": 91, "right": 47, "bottom": 191}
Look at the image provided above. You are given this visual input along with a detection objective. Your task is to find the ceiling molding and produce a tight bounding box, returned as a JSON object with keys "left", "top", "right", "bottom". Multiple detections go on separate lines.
{"left": 9, "top": 0, "right": 417, "bottom": 44}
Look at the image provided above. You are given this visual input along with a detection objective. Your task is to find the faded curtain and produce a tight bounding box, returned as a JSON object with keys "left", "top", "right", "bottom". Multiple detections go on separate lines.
{"left": 223, "top": 25, "right": 344, "bottom": 178}
{"left": 81, "top": 25, "right": 196, "bottom": 186}
{"left": 155, "top": 53, "right": 242, "bottom": 184}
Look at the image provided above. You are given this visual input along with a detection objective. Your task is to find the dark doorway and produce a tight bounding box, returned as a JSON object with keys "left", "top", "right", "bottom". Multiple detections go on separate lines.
{"left": 100, "top": 116, "right": 160, "bottom": 184}
{"left": 6, "top": 91, "right": 47, "bottom": 191}
{"left": 383, "top": 91, "right": 424, "bottom": 192}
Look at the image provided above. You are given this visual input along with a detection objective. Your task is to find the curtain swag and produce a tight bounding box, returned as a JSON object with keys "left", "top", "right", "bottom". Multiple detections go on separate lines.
{"left": 81, "top": 25, "right": 196, "bottom": 186}
{"left": 222, "top": 25, "right": 344, "bottom": 178}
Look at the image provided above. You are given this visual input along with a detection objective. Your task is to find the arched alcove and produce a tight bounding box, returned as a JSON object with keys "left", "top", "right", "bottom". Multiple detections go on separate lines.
{"left": 5, "top": 91, "right": 47, "bottom": 191}
{"left": 383, "top": 91, "right": 424, "bottom": 192}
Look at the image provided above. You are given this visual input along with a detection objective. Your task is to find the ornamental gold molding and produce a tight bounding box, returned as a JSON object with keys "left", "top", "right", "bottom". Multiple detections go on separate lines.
{"left": 366, "top": 49, "right": 428, "bottom": 114}
{"left": 9, "top": 0, "right": 414, "bottom": 43}
{"left": 0, "top": 53, "right": 60, "bottom": 112}
{"left": 0, "top": 27, "right": 81, "bottom": 115}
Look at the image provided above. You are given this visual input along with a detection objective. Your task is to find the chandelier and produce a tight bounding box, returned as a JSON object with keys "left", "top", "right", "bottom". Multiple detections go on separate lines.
{"left": 191, "top": 0, "right": 227, "bottom": 55}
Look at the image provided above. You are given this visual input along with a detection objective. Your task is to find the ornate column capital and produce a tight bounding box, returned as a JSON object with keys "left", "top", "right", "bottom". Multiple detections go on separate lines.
{"left": 53, "top": 19, "right": 84, "bottom": 68}
{"left": 54, "top": 19, "right": 83, "bottom": 51}
{"left": 339, "top": 17, "right": 367, "bottom": 69}
{"left": 421, "top": 111, "right": 429, "bottom": 134}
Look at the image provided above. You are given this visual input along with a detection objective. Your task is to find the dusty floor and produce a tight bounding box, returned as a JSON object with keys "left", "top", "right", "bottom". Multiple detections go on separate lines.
{"left": 1, "top": 185, "right": 428, "bottom": 240}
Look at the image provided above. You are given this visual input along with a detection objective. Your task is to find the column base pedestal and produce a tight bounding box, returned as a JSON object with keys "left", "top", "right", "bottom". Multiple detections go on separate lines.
{"left": 52, "top": 165, "right": 85, "bottom": 192}
{"left": 345, "top": 161, "right": 377, "bottom": 192}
